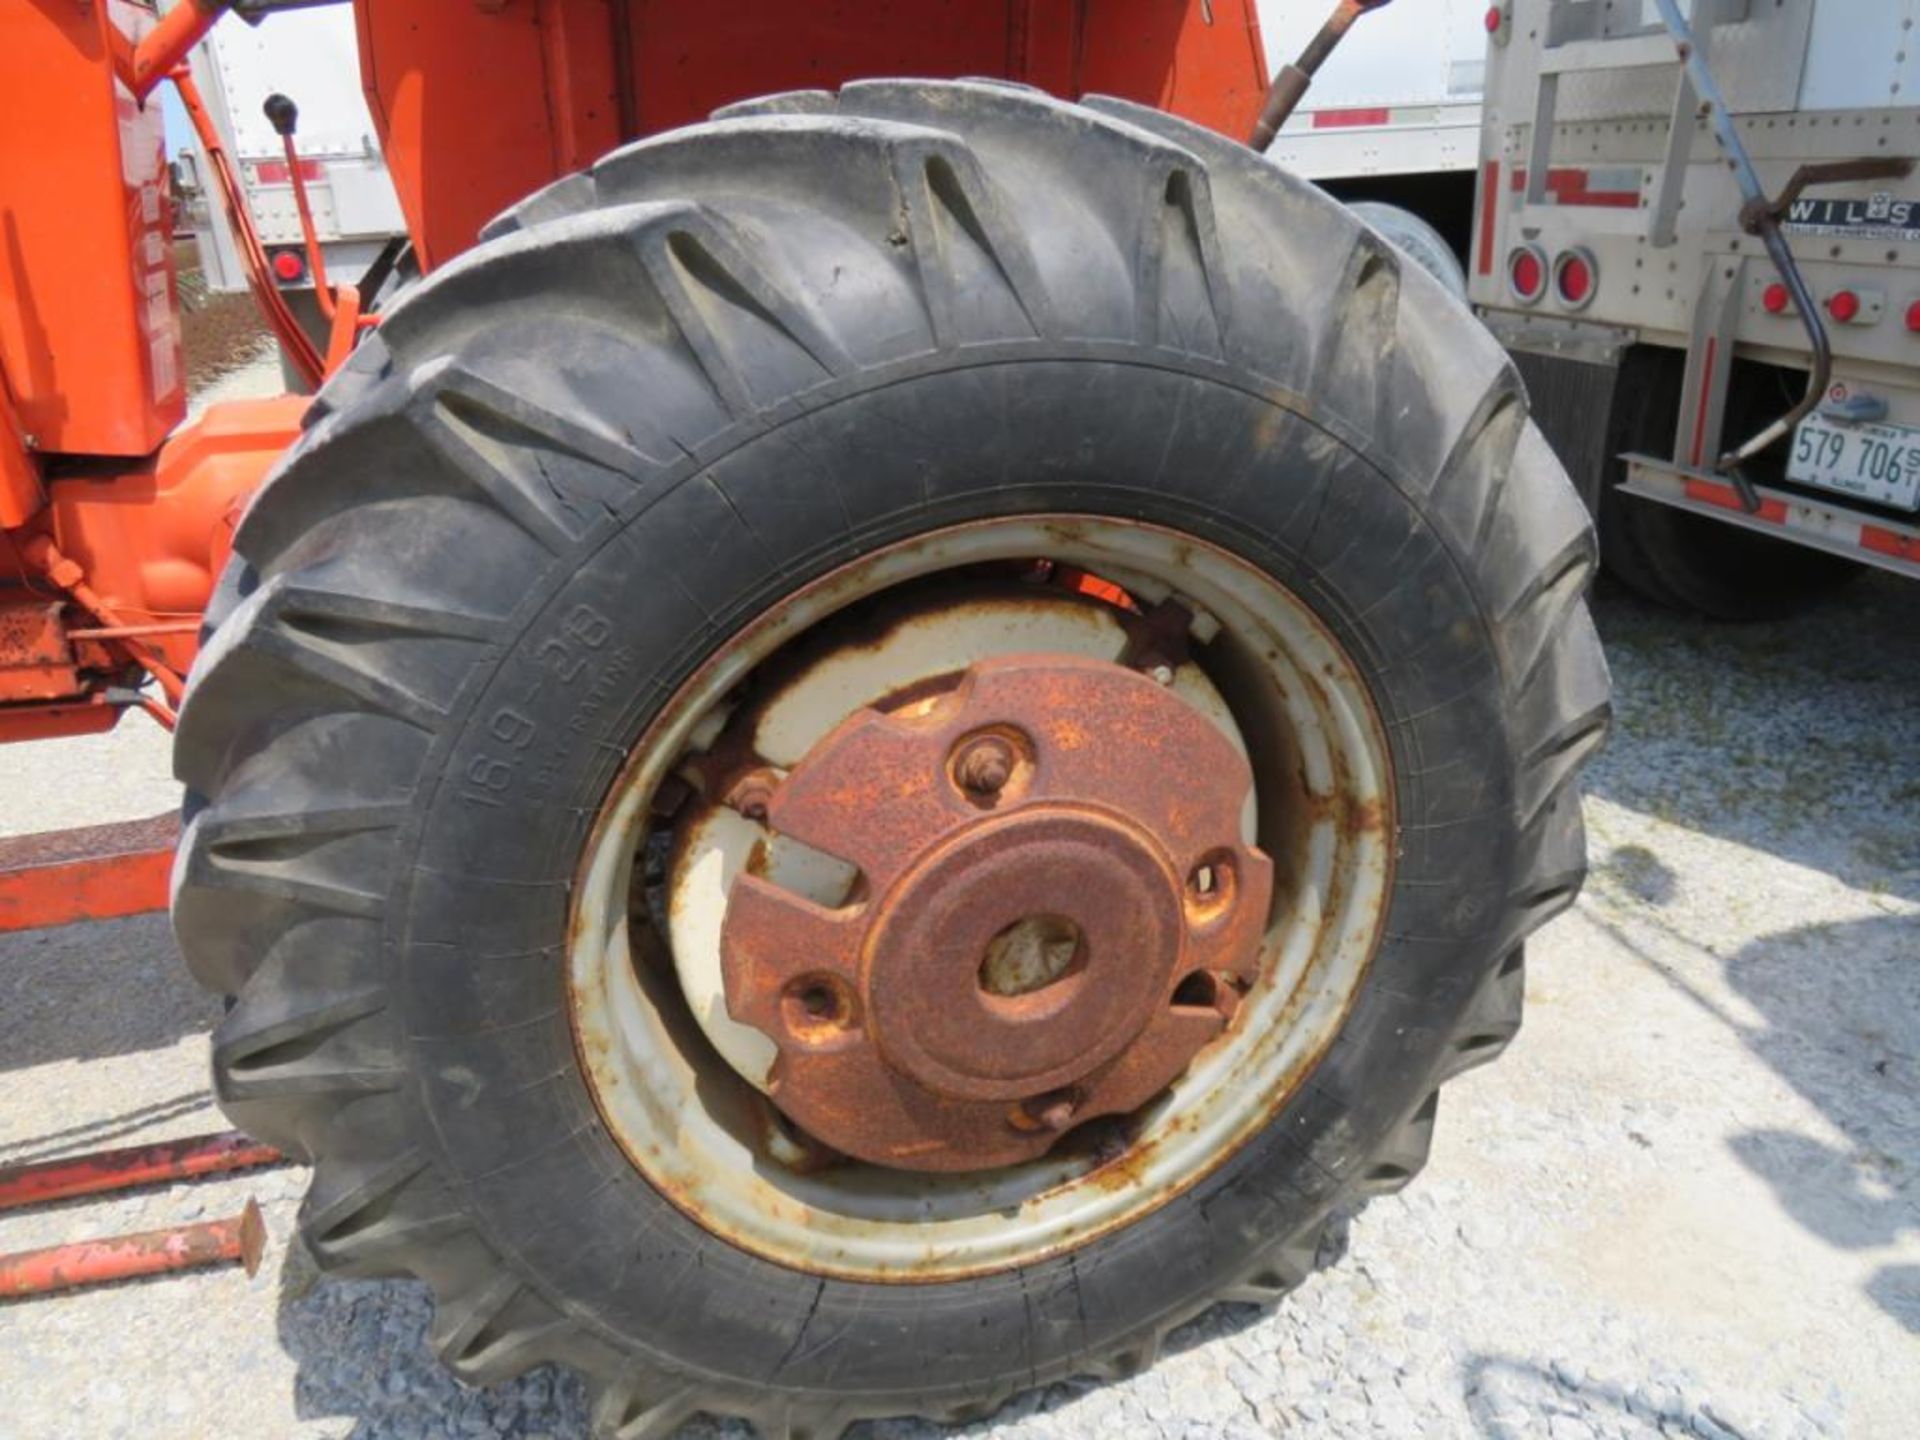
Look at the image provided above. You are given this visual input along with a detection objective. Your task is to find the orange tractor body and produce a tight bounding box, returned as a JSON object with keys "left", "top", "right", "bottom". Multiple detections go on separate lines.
{"left": 0, "top": 0, "right": 1271, "bottom": 746}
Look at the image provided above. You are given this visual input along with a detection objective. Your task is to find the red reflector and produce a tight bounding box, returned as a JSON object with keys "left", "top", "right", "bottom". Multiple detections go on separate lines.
{"left": 271, "top": 251, "right": 305, "bottom": 283}
{"left": 1763, "top": 283, "right": 1790, "bottom": 314}
{"left": 1554, "top": 251, "right": 1594, "bottom": 306}
{"left": 1508, "top": 246, "right": 1545, "bottom": 303}
{"left": 1484, "top": 5, "right": 1504, "bottom": 32}
{"left": 1828, "top": 289, "right": 1861, "bottom": 323}
{"left": 1906, "top": 300, "right": 1920, "bottom": 332}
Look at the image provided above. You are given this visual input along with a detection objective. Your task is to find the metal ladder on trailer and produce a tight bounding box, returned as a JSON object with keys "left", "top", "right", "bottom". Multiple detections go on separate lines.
{"left": 1519, "top": 0, "right": 1749, "bottom": 248}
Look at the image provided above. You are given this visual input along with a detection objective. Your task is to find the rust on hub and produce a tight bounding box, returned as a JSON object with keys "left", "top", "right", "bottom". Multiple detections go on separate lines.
{"left": 719, "top": 653, "right": 1272, "bottom": 1172}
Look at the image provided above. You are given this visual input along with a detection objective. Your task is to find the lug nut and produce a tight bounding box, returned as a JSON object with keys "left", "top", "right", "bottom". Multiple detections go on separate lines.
{"left": 954, "top": 736, "right": 1015, "bottom": 796}
{"left": 1019, "top": 1090, "right": 1079, "bottom": 1132}
{"left": 1148, "top": 664, "right": 1175, "bottom": 686}
{"left": 1034, "top": 1099, "right": 1075, "bottom": 1130}
{"left": 724, "top": 767, "right": 782, "bottom": 821}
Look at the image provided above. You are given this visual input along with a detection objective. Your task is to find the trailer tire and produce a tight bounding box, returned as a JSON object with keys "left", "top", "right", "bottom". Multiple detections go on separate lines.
{"left": 1599, "top": 349, "right": 1861, "bottom": 619}
{"left": 1601, "top": 485, "right": 1862, "bottom": 620}
{"left": 1348, "top": 201, "right": 1468, "bottom": 302}
{"left": 174, "top": 82, "right": 1607, "bottom": 1439}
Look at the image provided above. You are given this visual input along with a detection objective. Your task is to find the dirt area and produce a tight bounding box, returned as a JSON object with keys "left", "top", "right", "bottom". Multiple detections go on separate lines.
{"left": 0, "top": 561, "right": 1913, "bottom": 1439}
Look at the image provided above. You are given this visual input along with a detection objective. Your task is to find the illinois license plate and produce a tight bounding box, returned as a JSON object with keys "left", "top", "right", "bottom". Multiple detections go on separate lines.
{"left": 1787, "top": 415, "right": 1920, "bottom": 511}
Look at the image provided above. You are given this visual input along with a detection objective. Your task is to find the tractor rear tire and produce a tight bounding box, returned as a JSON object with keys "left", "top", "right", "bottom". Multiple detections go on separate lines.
{"left": 173, "top": 82, "right": 1608, "bottom": 1438}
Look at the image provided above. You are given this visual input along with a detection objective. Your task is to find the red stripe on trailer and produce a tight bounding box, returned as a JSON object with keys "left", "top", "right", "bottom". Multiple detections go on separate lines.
{"left": 1509, "top": 167, "right": 1641, "bottom": 209}
{"left": 1478, "top": 160, "right": 1499, "bottom": 276}
{"left": 1689, "top": 338, "right": 1718, "bottom": 467}
{"left": 1682, "top": 476, "right": 1788, "bottom": 523}
{"left": 1637, "top": 461, "right": 1920, "bottom": 577}
{"left": 1862, "top": 525, "right": 1920, "bottom": 563}
{"left": 253, "top": 158, "right": 323, "bottom": 184}
{"left": 1313, "top": 107, "right": 1391, "bottom": 128}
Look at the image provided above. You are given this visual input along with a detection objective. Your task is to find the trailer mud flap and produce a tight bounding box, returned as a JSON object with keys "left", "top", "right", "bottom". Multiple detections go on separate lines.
{"left": 1480, "top": 316, "right": 1631, "bottom": 514}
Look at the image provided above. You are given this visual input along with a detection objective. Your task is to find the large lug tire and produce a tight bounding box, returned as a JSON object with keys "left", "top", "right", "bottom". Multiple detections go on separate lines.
{"left": 173, "top": 82, "right": 1609, "bottom": 1438}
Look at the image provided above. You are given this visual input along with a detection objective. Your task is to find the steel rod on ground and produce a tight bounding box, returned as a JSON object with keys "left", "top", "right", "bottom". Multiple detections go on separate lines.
{"left": 0, "top": 813, "right": 178, "bottom": 933}
{"left": 0, "top": 1198, "right": 265, "bottom": 1299}
{"left": 0, "top": 1131, "right": 284, "bottom": 1213}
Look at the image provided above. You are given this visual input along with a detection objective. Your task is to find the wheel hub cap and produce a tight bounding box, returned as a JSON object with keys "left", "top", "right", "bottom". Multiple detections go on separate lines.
{"left": 719, "top": 652, "right": 1273, "bottom": 1171}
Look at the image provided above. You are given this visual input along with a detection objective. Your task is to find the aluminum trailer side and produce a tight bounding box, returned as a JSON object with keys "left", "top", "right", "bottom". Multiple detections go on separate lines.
{"left": 1470, "top": 0, "right": 1920, "bottom": 612}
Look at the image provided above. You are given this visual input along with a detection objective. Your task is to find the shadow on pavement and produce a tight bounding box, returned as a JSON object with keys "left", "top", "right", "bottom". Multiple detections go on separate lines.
{"left": 0, "top": 911, "right": 218, "bottom": 1102}
{"left": 1577, "top": 570, "right": 1919, "bottom": 1340}
{"left": 1574, "top": 568, "right": 1920, "bottom": 1344}
{"left": 1866, "top": 1265, "right": 1920, "bottom": 1335}
{"left": 0, "top": 1089, "right": 218, "bottom": 1168}
{"left": 1580, "top": 895, "right": 1919, "bottom": 1340}
{"left": 1721, "top": 913, "right": 1919, "bottom": 1336}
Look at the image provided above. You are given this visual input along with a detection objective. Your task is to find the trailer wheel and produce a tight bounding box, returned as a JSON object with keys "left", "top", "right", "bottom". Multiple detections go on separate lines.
{"left": 1601, "top": 485, "right": 1862, "bottom": 620}
{"left": 173, "top": 82, "right": 1607, "bottom": 1438}
{"left": 1599, "top": 349, "right": 1860, "bottom": 620}
{"left": 1347, "top": 201, "right": 1468, "bottom": 302}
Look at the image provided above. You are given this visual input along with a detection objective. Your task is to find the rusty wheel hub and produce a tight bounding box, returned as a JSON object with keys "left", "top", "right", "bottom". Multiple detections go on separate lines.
{"left": 720, "top": 652, "right": 1273, "bottom": 1171}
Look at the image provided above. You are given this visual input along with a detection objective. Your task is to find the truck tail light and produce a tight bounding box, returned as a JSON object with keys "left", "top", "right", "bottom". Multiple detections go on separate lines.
{"left": 1763, "top": 282, "right": 1790, "bottom": 314}
{"left": 270, "top": 250, "right": 306, "bottom": 284}
{"left": 1827, "top": 289, "right": 1861, "bottom": 324}
{"left": 1507, "top": 244, "right": 1547, "bottom": 304}
{"left": 1553, "top": 248, "right": 1597, "bottom": 309}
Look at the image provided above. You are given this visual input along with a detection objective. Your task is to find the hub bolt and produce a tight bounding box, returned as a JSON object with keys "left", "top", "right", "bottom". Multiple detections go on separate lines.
{"left": 725, "top": 767, "right": 783, "bottom": 821}
{"left": 954, "top": 736, "right": 1015, "bottom": 796}
{"left": 1021, "top": 1090, "right": 1079, "bottom": 1132}
{"left": 1148, "top": 664, "right": 1175, "bottom": 686}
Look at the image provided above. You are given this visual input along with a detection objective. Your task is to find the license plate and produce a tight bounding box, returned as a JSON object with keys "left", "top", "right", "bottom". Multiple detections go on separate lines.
{"left": 1787, "top": 415, "right": 1920, "bottom": 510}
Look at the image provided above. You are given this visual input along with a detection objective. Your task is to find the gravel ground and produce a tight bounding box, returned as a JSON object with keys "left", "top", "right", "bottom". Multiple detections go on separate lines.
{"left": 177, "top": 239, "right": 274, "bottom": 397}
{"left": 1, "top": 560, "right": 1914, "bottom": 1439}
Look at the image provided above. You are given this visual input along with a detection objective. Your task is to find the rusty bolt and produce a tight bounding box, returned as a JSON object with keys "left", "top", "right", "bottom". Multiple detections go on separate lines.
{"left": 724, "top": 767, "right": 783, "bottom": 821}
{"left": 1023, "top": 1090, "right": 1079, "bottom": 1132}
{"left": 953, "top": 735, "right": 1015, "bottom": 796}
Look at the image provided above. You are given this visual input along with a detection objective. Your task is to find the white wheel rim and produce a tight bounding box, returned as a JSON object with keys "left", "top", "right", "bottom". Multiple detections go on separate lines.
{"left": 568, "top": 516, "right": 1392, "bottom": 1281}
